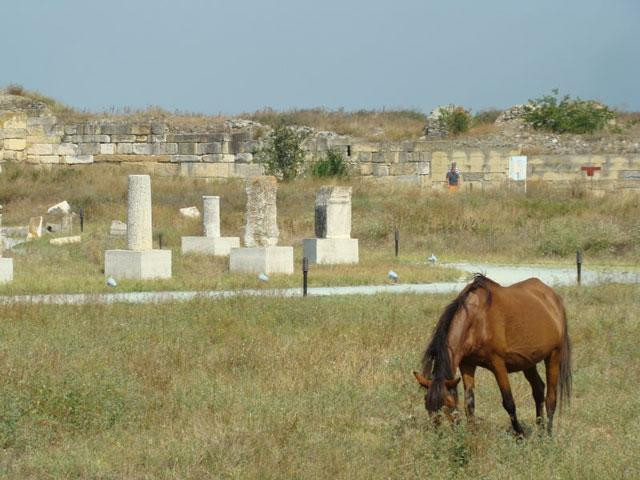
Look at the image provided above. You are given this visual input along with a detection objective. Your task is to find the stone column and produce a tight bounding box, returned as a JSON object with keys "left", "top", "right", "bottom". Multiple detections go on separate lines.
{"left": 203, "top": 196, "right": 220, "bottom": 238}
{"left": 315, "top": 186, "right": 352, "bottom": 239}
{"left": 127, "top": 175, "right": 153, "bottom": 251}
{"left": 244, "top": 176, "right": 279, "bottom": 247}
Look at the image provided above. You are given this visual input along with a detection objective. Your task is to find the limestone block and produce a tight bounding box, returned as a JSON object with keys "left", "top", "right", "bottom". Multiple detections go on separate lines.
{"left": 359, "top": 163, "right": 373, "bottom": 175}
{"left": 99, "top": 124, "right": 130, "bottom": 135}
{"left": 27, "top": 216, "right": 43, "bottom": 239}
{"left": 171, "top": 155, "right": 201, "bottom": 163}
{"left": 100, "top": 143, "right": 116, "bottom": 154}
{"left": 57, "top": 143, "right": 79, "bottom": 155}
{"left": 64, "top": 125, "right": 79, "bottom": 135}
{"left": 67, "top": 135, "right": 110, "bottom": 143}
{"left": 179, "top": 206, "right": 200, "bottom": 218}
{"left": 0, "top": 128, "right": 27, "bottom": 139}
{"left": 178, "top": 143, "right": 197, "bottom": 155}
{"left": 132, "top": 143, "right": 153, "bottom": 155}
{"left": 166, "top": 133, "right": 227, "bottom": 143}
{"left": 229, "top": 246, "right": 293, "bottom": 274}
{"left": 201, "top": 154, "right": 235, "bottom": 163}
{"left": 110, "top": 220, "right": 127, "bottom": 236}
{"left": 152, "top": 143, "right": 178, "bottom": 155}
{"left": 26, "top": 116, "right": 57, "bottom": 128}
{"left": 195, "top": 142, "right": 222, "bottom": 154}
{"left": 151, "top": 123, "right": 166, "bottom": 135}
{"left": 154, "top": 163, "right": 180, "bottom": 176}
{"left": 95, "top": 154, "right": 169, "bottom": 163}
{"left": 232, "top": 163, "right": 264, "bottom": 177}
{"left": 3, "top": 116, "right": 27, "bottom": 129}
{"left": 63, "top": 155, "right": 93, "bottom": 164}
{"left": 47, "top": 200, "right": 71, "bottom": 215}
{"left": 303, "top": 238, "right": 359, "bottom": 264}
{"left": 29, "top": 155, "right": 60, "bottom": 164}
{"left": 0, "top": 258, "right": 13, "bottom": 284}
{"left": 416, "top": 162, "right": 430, "bottom": 175}
{"left": 235, "top": 153, "right": 253, "bottom": 163}
{"left": 181, "top": 236, "right": 240, "bottom": 256}
{"left": 127, "top": 175, "right": 153, "bottom": 251}
{"left": 314, "top": 186, "right": 352, "bottom": 239}
{"left": 104, "top": 249, "right": 171, "bottom": 280}
{"left": 111, "top": 135, "right": 137, "bottom": 143}
{"left": 373, "top": 165, "right": 389, "bottom": 177}
{"left": 117, "top": 143, "right": 134, "bottom": 154}
{"left": 79, "top": 143, "right": 100, "bottom": 155}
{"left": 50, "top": 235, "right": 81, "bottom": 245}
{"left": 244, "top": 176, "right": 279, "bottom": 247}
{"left": 4, "top": 138, "right": 26, "bottom": 151}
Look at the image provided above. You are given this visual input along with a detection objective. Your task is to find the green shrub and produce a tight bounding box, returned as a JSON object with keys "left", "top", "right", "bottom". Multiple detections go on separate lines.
{"left": 440, "top": 107, "right": 471, "bottom": 135}
{"left": 258, "top": 123, "right": 309, "bottom": 181}
{"left": 310, "top": 148, "right": 348, "bottom": 177}
{"left": 524, "top": 89, "right": 615, "bottom": 134}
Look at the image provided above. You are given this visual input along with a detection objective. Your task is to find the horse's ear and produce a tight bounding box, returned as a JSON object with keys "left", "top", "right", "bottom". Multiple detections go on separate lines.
{"left": 445, "top": 377, "right": 461, "bottom": 389}
{"left": 413, "top": 371, "right": 432, "bottom": 388}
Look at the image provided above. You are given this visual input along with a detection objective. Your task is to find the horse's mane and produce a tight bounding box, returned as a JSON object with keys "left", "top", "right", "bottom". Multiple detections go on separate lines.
{"left": 421, "top": 273, "right": 497, "bottom": 411}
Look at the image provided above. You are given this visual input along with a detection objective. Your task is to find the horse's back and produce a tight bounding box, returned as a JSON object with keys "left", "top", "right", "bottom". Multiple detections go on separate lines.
{"left": 486, "top": 277, "right": 566, "bottom": 369}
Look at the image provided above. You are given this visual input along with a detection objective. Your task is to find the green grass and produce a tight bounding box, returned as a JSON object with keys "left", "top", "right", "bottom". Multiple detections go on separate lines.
{"left": 0, "top": 284, "right": 637, "bottom": 478}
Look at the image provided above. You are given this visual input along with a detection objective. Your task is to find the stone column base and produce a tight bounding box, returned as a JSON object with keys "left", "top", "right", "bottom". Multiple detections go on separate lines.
{"left": 104, "top": 249, "right": 172, "bottom": 280}
{"left": 0, "top": 258, "right": 14, "bottom": 284}
{"left": 303, "top": 238, "right": 359, "bottom": 264}
{"left": 229, "top": 246, "right": 294, "bottom": 274}
{"left": 181, "top": 236, "right": 240, "bottom": 256}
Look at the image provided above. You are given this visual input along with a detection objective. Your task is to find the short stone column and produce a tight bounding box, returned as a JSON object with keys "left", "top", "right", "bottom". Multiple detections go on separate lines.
{"left": 229, "top": 176, "right": 293, "bottom": 274}
{"left": 0, "top": 214, "right": 14, "bottom": 283}
{"left": 104, "top": 175, "right": 171, "bottom": 280}
{"left": 303, "top": 186, "right": 359, "bottom": 264}
{"left": 181, "top": 195, "right": 240, "bottom": 256}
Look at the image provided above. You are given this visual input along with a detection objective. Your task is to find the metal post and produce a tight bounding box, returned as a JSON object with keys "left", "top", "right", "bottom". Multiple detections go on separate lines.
{"left": 302, "top": 257, "right": 309, "bottom": 297}
{"left": 79, "top": 207, "right": 84, "bottom": 233}
{"left": 394, "top": 228, "right": 399, "bottom": 257}
{"left": 576, "top": 250, "right": 582, "bottom": 285}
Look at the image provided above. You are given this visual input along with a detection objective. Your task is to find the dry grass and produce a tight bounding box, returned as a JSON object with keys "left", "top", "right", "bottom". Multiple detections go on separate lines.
{"left": 0, "top": 164, "right": 638, "bottom": 294}
{"left": 0, "top": 284, "right": 637, "bottom": 478}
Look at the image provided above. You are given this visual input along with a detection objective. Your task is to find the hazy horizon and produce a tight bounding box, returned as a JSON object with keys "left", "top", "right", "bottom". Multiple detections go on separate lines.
{"left": 4, "top": 0, "right": 639, "bottom": 114}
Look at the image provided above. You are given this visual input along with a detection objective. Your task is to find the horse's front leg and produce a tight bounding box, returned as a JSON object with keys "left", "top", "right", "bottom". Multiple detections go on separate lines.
{"left": 490, "top": 357, "right": 525, "bottom": 435}
{"left": 460, "top": 363, "right": 477, "bottom": 420}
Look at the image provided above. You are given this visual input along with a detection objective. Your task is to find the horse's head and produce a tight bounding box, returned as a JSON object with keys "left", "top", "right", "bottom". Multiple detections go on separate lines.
{"left": 413, "top": 371, "right": 461, "bottom": 423}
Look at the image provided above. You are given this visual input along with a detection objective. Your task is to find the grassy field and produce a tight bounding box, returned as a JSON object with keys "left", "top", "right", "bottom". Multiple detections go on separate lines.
{"left": 0, "top": 284, "right": 637, "bottom": 478}
{"left": 0, "top": 164, "right": 638, "bottom": 294}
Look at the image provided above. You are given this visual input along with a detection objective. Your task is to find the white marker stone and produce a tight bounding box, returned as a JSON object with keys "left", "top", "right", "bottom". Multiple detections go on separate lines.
{"left": 127, "top": 175, "right": 153, "bottom": 251}
{"left": 203, "top": 196, "right": 221, "bottom": 238}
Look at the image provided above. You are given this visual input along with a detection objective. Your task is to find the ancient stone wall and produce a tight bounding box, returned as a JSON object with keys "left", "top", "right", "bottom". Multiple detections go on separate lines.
{"left": 2, "top": 109, "right": 640, "bottom": 192}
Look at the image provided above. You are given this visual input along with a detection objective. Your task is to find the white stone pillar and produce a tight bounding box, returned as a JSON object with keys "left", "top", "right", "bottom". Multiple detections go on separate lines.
{"left": 203, "top": 196, "right": 220, "bottom": 238}
{"left": 127, "top": 175, "right": 153, "bottom": 251}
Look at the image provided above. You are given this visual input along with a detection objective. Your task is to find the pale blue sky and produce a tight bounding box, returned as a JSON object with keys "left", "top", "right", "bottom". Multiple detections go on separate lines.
{"left": 4, "top": 0, "right": 639, "bottom": 114}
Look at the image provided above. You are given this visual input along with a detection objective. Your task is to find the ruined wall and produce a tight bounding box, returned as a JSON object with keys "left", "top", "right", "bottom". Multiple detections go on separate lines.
{"left": 1, "top": 110, "right": 640, "bottom": 192}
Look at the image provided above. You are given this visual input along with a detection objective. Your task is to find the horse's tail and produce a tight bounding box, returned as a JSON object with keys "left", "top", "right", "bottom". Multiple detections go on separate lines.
{"left": 558, "top": 302, "right": 572, "bottom": 410}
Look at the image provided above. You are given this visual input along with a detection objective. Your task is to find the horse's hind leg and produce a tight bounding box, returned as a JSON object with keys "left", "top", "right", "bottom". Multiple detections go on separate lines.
{"left": 490, "top": 357, "right": 524, "bottom": 435}
{"left": 460, "top": 363, "right": 477, "bottom": 420}
{"left": 544, "top": 351, "right": 560, "bottom": 435}
{"left": 523, "top": 366, "right": 546, "bottom": 427}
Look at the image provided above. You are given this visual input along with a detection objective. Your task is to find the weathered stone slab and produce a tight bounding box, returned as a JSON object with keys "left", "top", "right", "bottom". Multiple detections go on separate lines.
{"left": 0, "top": 128, "right": 27, "bottom": 139}
{"left": 57, "top": 143, "right": 79, "bottom": 155}
{"left": 94, "top": 154, "right": 170, "bottom": 163}
{"left": 166, "top": 133, "right": 227, "bottom": 143}
{"left": 111, "top": 135, "right": 136, "bottom": 143}
{"left": 179, "top": 206, "right": 200, "bottom": 218}
{"left": 132, "top": 143, "right": 153, "bottom": 155}
{"left": 99, "top": 124, "right": 131, "bottom": 135}
{"left": 79, "top": 143, "right": 100, "bottom": 155}
{"left": 63, "top": 155, "right": 93, "bottom": 164}
{"left": 244, "top": 176, "right": 279, "bottom": 247}
{"left": 152, "top": 143, "right": 178, "bottom": 155}
{"left": 4, "top": 138, "right": 26, "bottom": 150}
{"left": 26, "top": 143, "right": 55, "bottom": 155}
{"left": 131, "top": 125, "right": 151, "bottom": 135}
{"left": 65, "top": 134, "right": 111, "bottom": 143}
{"left": 50, "top": 235, "right": 81, "bottom": 245}
{"left": 116, "top": 143, "right": 133, "bottom": 154}
{"left": 178, "top": 143, "right": 197, "bottom": 155}
{"left": 171, "top": 155, "right": 201, "bottom": 163}
{"left": 202, "top": 154, "right": 235, "bottom": 163}
{"left": 104, "top": 249, "right": 171, "bottom": 280}
{"left": 303, "top": 238, "right": 359, "bottom": 264}
{"left": 195, "top": 142, "right": 222, "bottom": 155}
{"left": 229, "top": 246, "right": 293, "bottom": 274}
{"left": 47, "top": 201, "right": 71, "bottom": 215}
{"left": 100, "top": 143, "right": 116, "bottom": 154}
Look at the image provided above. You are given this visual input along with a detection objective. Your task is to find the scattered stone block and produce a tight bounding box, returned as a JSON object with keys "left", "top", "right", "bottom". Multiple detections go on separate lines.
{"left": 27, "top": 216, "right": 43, "bottom": 239}
{"left": 63, "top": 155, "right": 93, "bottom": 164}
{"left": 110, "top": 220, "right": 127, "bottom": 236}
{"left": 49, "top": 235, "right": 81, "bottom": 245}
{"left": 47, "top": 200, "right": 71, "bottom": 215}
{"left": 179, "top": 206, "right": 200, "bottom": 218}
{"left": 229, "top": 246, "right": 294, "bottom": 274}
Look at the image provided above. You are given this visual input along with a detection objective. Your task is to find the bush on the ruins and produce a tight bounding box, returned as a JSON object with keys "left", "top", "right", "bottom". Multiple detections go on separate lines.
{"left": 524, "top": 89, "right": 615, "bottom": 134}
{"left": 258, "top": 123, "right": 309, "bottom": 181}
{"left": 439, "top": 107, "right": 471, "bottom": 136}
{"left": 310, "top": 148, "right": 348, "bottom": 178}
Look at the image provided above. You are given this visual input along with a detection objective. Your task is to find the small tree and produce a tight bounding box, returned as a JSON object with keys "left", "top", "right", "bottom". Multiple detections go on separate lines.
{"left": 259, "top": 124, "right": 309, "bottom": 181}
{"left": 439, "top": 106, "right": 471, "bottom": 136}
{"left": 310, "top": 148, "right": 348, "bottom": 177}
{"left": 524, "top": 90, "right": 615, "bottom": 134}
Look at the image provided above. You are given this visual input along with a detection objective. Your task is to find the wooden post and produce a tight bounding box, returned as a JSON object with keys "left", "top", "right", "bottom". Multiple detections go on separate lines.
{"left": 302, "top": 257, "right": 309, "bottom": 297}
{"left": 576, "top": 250, "right": 582, "bottom": 285}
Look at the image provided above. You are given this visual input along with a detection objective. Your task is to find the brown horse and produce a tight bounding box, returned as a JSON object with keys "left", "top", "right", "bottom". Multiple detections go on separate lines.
{"left": 413, "top": 274, "right": 571, "bottom": 435}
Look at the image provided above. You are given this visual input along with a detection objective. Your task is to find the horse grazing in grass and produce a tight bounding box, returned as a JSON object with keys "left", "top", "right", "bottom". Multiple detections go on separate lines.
{"left": 413, "top": 274, "right": 571, "bottom": 435}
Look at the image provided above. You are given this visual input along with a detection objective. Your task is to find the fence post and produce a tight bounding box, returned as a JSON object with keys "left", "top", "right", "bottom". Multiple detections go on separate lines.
{"left": 576, "top": 250, "right": 582, "bottom": 285}
{"left": 302, "top": 257, "right": 309, "bottom": 297}
{"left": 394, "top": 228, "right": 399, "bottom": 257}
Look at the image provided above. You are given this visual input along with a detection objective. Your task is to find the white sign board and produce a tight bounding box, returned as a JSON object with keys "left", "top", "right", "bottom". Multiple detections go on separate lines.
{"left": 509, "top": 156, "right": 528, "bottom": 181}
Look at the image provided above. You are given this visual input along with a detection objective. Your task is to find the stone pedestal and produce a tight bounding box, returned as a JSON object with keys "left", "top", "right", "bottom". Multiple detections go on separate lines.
{"left": 303, "top": 238, "right": 359, "bottom": 265}
{"left": 229, "top": 246, "right": 294, "bottom": 274}
{"left": 181, "top": 236, "right": 240, "bottom": 256}
{"left": 0, "top": 258, "right": 13, "bottom": 284}
{"left": 105, "top": 250, "right": 172, "bottom": 280}
{"left": 105, "top": 175, "right": 172, "bottom": 280}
